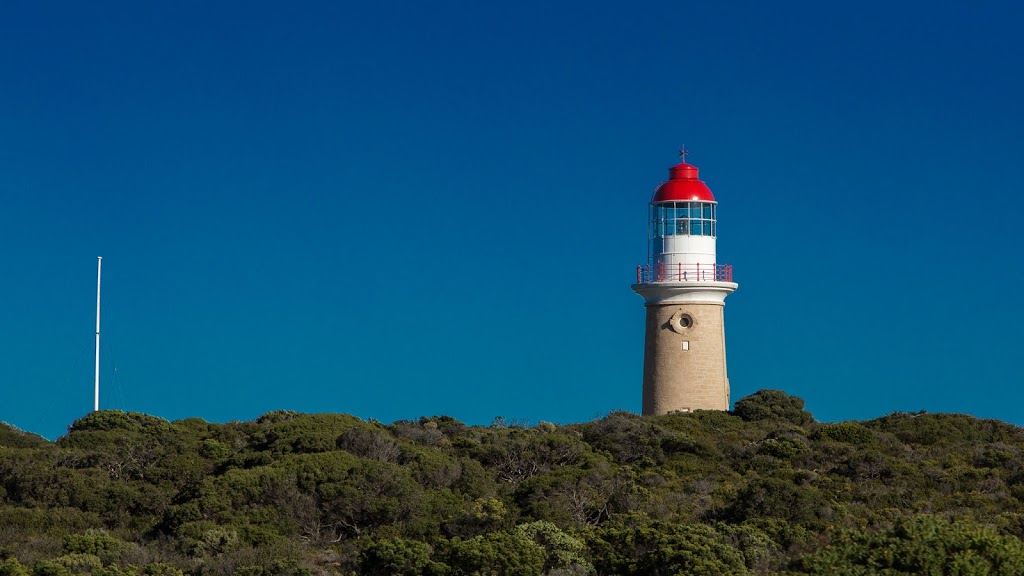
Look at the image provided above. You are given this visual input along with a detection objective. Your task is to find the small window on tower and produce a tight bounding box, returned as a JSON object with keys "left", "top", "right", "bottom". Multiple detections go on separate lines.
{"left": 681, "top": 341, "right": 690, "bottom": 351}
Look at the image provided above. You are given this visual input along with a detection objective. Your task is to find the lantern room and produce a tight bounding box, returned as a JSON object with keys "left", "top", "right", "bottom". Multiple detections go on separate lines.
{"left": 643, "top": 157, "right": 726, "bottom": 282}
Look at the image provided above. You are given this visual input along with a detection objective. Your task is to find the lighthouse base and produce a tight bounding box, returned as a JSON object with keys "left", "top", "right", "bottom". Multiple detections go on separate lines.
{"left": 640, "top": 300, "right": 731, "bottom": 416}
{"left": 632, "top": 281, "right": 736, "bottom": 415}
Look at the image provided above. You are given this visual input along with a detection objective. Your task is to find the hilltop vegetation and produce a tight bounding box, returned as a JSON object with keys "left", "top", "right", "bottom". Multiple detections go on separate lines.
{"left": 4, "top": 390, "right": 1024, "bottom": 575}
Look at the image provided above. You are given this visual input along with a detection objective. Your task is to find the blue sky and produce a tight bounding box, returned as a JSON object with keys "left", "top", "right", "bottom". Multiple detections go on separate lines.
{"left": 2, "top": 1, "right": 1022, "bottom": 439}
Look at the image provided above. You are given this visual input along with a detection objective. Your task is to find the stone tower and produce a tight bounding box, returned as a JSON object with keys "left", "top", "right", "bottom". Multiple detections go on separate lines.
{"left": 631, "top": 151, "right": 738, "bottom": 415}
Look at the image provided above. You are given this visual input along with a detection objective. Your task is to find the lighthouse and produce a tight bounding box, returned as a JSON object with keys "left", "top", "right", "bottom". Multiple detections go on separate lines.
{"left": 631, "top": 151, "right": 738, "bottom": 415}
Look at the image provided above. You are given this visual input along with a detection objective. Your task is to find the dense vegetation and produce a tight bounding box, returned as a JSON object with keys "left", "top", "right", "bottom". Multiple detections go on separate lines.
{"left": 4, "top": 390, "right": 1024, "bottom": 575}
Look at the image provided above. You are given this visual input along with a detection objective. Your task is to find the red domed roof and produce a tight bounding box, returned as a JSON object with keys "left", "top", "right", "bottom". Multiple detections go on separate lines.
{"left": 651, "top": 161, "right": 715, "bottom": 203}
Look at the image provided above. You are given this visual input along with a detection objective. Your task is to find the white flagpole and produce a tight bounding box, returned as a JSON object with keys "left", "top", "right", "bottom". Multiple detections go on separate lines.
{"left": 94, "top": 256, "right": 102, "bottom": 412}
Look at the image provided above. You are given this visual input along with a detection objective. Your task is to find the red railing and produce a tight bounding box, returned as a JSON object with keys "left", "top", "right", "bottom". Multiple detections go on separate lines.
{"left": 636, "top": 263, "right": 733, "bottom": 283}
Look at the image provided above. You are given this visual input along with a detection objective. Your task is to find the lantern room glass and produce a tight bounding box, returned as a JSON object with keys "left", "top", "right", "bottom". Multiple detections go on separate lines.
{"left": 649, "top": 201, "right": 717, "bottom": 240}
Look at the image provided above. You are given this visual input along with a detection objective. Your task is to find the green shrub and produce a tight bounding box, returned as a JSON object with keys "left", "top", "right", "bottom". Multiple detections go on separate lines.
{"left": 0, "top": 558, "right": 31, "bottom": 576}
{"left": 795, "top": 515, "right": 1024, "bottom": 574}
{"left": 0, "top": 424, "right": 49, "bottom": 449}
{"left": 445, "top": 532, "right": 546, "bottom": 576}
{"left": 63, "top": 534, "right": 125, "bottom": 564}
{"left": 588, "top": 519, "right": 748, "bottom": 575}
{"left": 32, "top": 561, "right": 72, "bottom": 576}
{"left": 514, "top": 521, "right": 593, "bottom": 575}
{"left": 52, "top": 554, "right": 101, "bottom": 574}
{"left": 811, "top": 423, "right": 876, "bottom": 445}
{"left": 359, "top": 538, "right": 443, "bottom": 576}
{"left": 733, "top": 390, "right": 814, "bottom": 426}
{"left": 758, "top": 437, "right": 809, "bottom": 459}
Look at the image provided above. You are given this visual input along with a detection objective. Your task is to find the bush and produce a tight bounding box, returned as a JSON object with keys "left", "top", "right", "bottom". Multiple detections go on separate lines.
{"left": 52, "top": 554, "right": 102, "bottom": 574}
{"left": 811, "top": 423, "right": 876, "bottom": 445}
{"left": 514, "top": 521, "right": 593, "bottom": 575}
{"left": 0, "top": 424, "right": 49, "bottom": 449}
{"left": 66, "top": 412, "right": 172, "bottom": 435}
{"left": 733, "top": 390, "right": 813, "bottom": 426}
{"left": 359, "top": 538, "right": 444, "bottom": 576}
{"left": 795, "top": 515, "right": 1024, "bottom": 574}
{"left": 0, "top": 558, "right": 31, "bottom": 576}
{"left": 757, "top": 436, "right": 809, "bottom": 460}
{"left": 63, "top": 534, "right": 125, "bottom": 564}
{"left": 726, "top": 477, "right": 829, "bottom": 526}
{"left": 32, "top": 560, "right": 73, "bottom": 576}
{"left": 588, "top": 519, "right": 748, "bottom": 575}
{"left": 445, "top": 532, "right": 546, "bottom": 576}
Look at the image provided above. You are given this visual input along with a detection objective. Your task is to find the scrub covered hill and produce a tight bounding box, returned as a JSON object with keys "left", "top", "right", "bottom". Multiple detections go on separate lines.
{"left": 4, "top": 390, "right": 1024, "bottom": 575}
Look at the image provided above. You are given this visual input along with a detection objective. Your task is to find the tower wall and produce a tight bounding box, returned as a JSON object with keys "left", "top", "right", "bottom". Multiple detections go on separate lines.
{"left": 642, "top": 302, "right": 730, "bottom": 415}
{"left": 654, "top": 235, "right": 717, "bottom": 268}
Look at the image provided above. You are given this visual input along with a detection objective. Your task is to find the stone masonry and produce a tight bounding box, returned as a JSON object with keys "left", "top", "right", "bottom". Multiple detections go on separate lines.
{"left": 642, "top": 302, "right": 729, "bottom": 415}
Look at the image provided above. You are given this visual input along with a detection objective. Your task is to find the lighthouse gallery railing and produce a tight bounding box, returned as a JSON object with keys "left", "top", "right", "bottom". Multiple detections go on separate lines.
{"left": 636, "top": 263, "right": 733, "bottom": 283}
